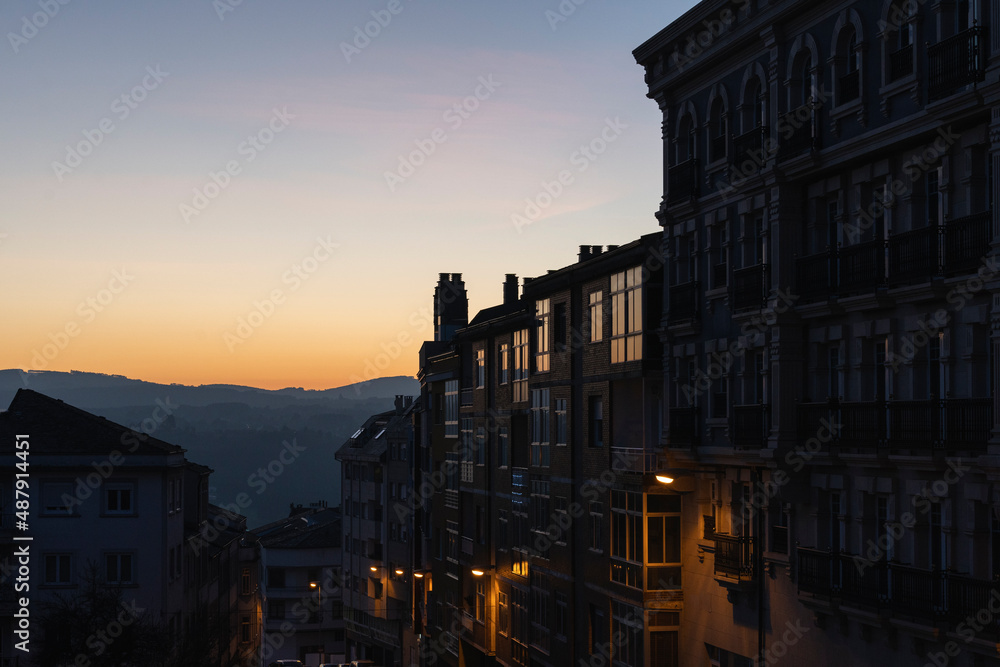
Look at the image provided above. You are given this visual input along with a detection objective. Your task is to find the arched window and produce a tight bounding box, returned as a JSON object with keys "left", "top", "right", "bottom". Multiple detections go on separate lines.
{"left": 676, "top": 114, "right": 695, "bottom": 164}
{"left": 709, "top": 98, "right": 727, "bottom": 162}
{"left": 886, "top": 0, "right": 915, "bottom": 82}
{"left": 743, "top": 78, "right": 764, "bottom": 132}
{"left": 837, "top": 30, "right": 860, "bottom": 104}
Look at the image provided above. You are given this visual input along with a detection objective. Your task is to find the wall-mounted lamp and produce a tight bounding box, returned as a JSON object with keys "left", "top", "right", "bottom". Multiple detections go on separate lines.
{"left": 655, "top": 474, "right": 674, "bottom": 484}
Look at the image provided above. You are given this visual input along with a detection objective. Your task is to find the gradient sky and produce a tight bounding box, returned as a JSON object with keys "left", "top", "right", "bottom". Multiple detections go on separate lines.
{"left": 0, "top": 0, "right": 688, "bottom": 390}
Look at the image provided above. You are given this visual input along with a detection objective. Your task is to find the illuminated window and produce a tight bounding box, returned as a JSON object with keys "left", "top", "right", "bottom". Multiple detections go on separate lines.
{"left": 513, "top": 329, "right": 529, "bottom": 402}
{"left": 444, "top": 380, "right": 459, "bottom": 437}
{"left": 535, "top": 299, "right": 551, "bottom": 372}
{"left": 499, "top": 343, "right": 509, "bottom": 384}
{"left": 611, "top": 267, "right": 642, "bottom": 363}
{"left": 475, "top": 348, "right": 485, "bottom": 388}
{"left": 589, "top": 291, "right": 603, "bottom": 342}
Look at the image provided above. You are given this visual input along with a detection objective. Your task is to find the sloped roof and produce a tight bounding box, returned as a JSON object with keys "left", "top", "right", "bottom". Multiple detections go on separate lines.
{"left": 0, "top": 388, "right": 185, "bottom": 456}
{"left": 253, "top": 507, "right": 341, "bottom": 549}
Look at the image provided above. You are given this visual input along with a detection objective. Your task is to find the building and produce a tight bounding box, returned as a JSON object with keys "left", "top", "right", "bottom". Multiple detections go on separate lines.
{"left": 253, "top": 504, "right": 345, "bottom": 666}
{"left": 336, "top": 396, "right": 420, "bottom": 667}
{"left": 633, "top": 0, "right": 998, "bottom": 665}
{"left": 415, "top": 237, "right": 682, "bottom": 666}
{"left": 0, "top": 388, "right": 262, "bottom": 666}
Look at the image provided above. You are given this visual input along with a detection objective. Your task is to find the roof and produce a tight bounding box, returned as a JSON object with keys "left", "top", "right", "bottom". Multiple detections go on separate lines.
{"left": 252, "top": 506, "right": 342, "bottom": 549}
{"left": 335, "top": 400, "right": 415, "bottom": 461}
{"left": 0, "top": 388, "right": 185, "bottom": 456}
{"left": 466, "top": 299, "right": 527, "bottom": 328}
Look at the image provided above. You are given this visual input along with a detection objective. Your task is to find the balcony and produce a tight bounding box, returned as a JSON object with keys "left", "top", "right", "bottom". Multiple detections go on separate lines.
{"left": 888, "top": 226, "right": 940, "bottom": 285}
{"left": 778, "top": 104, "right": 817, "bottom": 159}
{"left": 668, "top": 407, "right": 699, "bottom": 447}
{"left": 667, "top": 158, "right": 698, "bottom": 204}
{"left": 669, "top": 280, "right": 699, "bottom": 320}
{"left": 943, "top": 212, "right": 991, "bottom": 275}
{"left": 928, "top": 26, "right": 985, "bottom": 101}
{"left": 610, "top": 447, "right": 668, "bottom": 474}
{"left": 838, "top": 239, "right": 884, "bottom": 293}
{"left": 731, "top": 263, "right": 767, "bottom": 311}
{"left": 798, "top": 548, "right": 999, "bottom": 628}
{"left": 732, "top": 404, "right": 768, "bottom": 449}
{"left": 709, "top": 134, "right": 727, "bottom": 162}
{"left": 731, "top": 126, "right": 768, "bottom": 173}
{"left": 796, "top": 398, "right": 991, "bottom": 452}
{"left": 888, "top": 44, "right": 914, "bottom": 81}
{"left": 796, "top": 248, "right": 837, "bottom": 301}
{"left": 838, "top": 69, "right": 860, "bottom": 105}
{"left": 771, "top": 526, "right": 789, "bottom": 555}
{"left": 714, "top": 534, "right": 754, "bottom": 582}
{"left": 345, "top": 606, "right": 402, "bottom": 647}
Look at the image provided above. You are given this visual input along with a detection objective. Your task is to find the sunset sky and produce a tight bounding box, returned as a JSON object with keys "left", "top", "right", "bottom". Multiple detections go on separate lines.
{"left": 0, "top": 0, "right": 686, "bottom": 390}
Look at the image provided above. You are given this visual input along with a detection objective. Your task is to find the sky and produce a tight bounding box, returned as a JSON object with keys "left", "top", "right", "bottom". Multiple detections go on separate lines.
{"left": 0, "top": 0, "right": 688, "bottom": 391}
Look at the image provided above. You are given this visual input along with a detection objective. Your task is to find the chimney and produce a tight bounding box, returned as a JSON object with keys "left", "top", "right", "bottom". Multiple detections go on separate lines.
{"left": 404, "top": 396, "right": 413, "bottom": 408}
{"left": 434, "top": 273, "right": 469, "bottom": 342}
{"left": 503, "top": 274, "right": 519, "bottom": 305}
{"left": 578, "top": 245, "right": 591, "bottom": 262}
{"left": 592, "top": 245, "right": 603, "bottom": 256}
{"left": 394, "top": 395, "right": 404, "bottom": 414}
{"left": 607, "top": 245, "right": 619, "bottom": 252}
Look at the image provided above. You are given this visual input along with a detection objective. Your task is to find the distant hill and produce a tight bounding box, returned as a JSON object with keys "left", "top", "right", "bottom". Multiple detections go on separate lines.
{"left": 0, "top": 370, "right": 420, "bottom": 526}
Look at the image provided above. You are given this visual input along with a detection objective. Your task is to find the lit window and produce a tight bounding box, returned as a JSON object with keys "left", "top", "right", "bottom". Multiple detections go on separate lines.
{"left": 589, "top": 291, "right": 603, "bottom": 342}
{"left": 513, "top": 329, "right": 529, "bottom": 402}
{"left": 611, "top": 267, "right": 642, "bottom": 363}
{"left": 475, "top": 349, "right": 485, "bottom": 388}
{"left": 535, "top": 299, "right": 551, "bottom": 372}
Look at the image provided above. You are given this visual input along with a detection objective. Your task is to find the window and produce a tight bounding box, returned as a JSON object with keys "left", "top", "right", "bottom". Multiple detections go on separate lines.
{"left": 711, "top": 376, "right": 728, "bottom": 419}
{"left": 513, "top": 329, "right": 529, "bottom": 402}
{"left": 241, "top": 616, "right": 251, "bottom": 643}
{"left": 555, "top": 399, "right": 568, "bottom": 446}
{"left": 646, "top": 494, "right": 682, "bottom": 590}
{"left": 590, "top": 501, "right": 604, "bottom": 551}
{"left": 589, "top": 396, "right": 604, "bottom": 447}
{"left": 499, "top": 343, "right": 510, "bottom": 384}
{"left": 476, "top": 427, "right": 486, "bottom": 465}
{"left": 535, "top": 299, "right": 551, "bottom": 372}
{"left": 105, "top": 553, "right": 134, "bottom": 585}
{"left": 268, "top": 600, "right": 286, "bottom": 620}
{"left": 611, "top": 490, "right": 643, "bottom": 588}
{"left": 531, "top": 571, "right": 551, "bottom": 652}
{"left": 44, "top": 554, "right": 72, "bottom": 585}
{"left": 499, "top": 591, "right": 509, "bottom": 636}
{"left": 530, "top": 389, "right": 550, "bottom": 467}
{"left": 511, "top": 587, "right": 530, "bottom": 664}
{"left": 554, "top": 303, "right": 567, "bottom": 352}
{"left": 927, "top": 169, "right": 940, "bottom": 226}
{"left": 611, "top": 267, "right": 643, "bottom": 363}
{"left": 531, "top": 478, "right": 551, "bottom": 558}
{"left": 589, "top": 291, "right": 603, "bottom": 342}
{"left": 554, "top": 497, "right": 568, "bottom": 545}
{"left": 555, "top": 591, "right": 568, "bottom": 638}
{"left": 476, "top": 580, "right": 486, "bottom": 623}
{"left": 499, "top": 509, "right": 509, "bottom": 551}
{"left": 837, "top": 29, "right": 860, "bottom": 105}
{"left": 475, "top": 349, "right": 485, "bottom": 388}
{"left": 461, "top": 417, "right": 474, "bottom": 483}
{"left": 612, "top": 601, "right": 643, "bottom": 667}
{"left": 444, "top": 380, "right": 459, "bottom": 437}
{"left": 498, "top": 426, "right": 509, "bottom": 468}
{"left": 709, "top": 98, "right": 727, "bottom": 162}
{"left": 41, "top": 482, "right": 74, "bottom": 516}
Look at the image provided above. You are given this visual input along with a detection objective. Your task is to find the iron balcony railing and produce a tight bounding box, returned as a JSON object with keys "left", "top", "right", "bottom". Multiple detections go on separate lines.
{"left": 732, "top": 263, "right": 767, "bottom": 311}
{"left": 838, "top": 69, "right": 860, "bottom": 105}
{"left": 714, "top": 533, "right": 754, "bottom": 581}
{"left": 669, "top": 280, "right": 699, "bottom": 320}
{"left": 732, "top": 404, "right": 768, "bottom": 449}
{"left": 888, "top": 43, "right": 914, "bottom": 81}
{"left": 928, "top": 25, "right": 985, "bottom": 101}
{"left": 796, "top": 398, "right": 991, "bottom": 452}
{"left": 797, "top": 213, "right": 991, "bottom": 300}
{"left": 798, "top": 548, "right": 1000, "bottom": 629}
{"left": 667, "top": 158, "right": 699, "bottom": 204}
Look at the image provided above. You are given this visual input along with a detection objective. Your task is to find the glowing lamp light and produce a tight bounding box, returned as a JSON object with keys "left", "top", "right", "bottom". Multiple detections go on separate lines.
{"left": 395, "top": 569, "right": 405, "bottom": 576}
{"left": 655, "top": 474, "right": 674, "bottom": 484}
{"left": 413, "top": 572, "right": 424, "bottom": 578}
{"left": 309, "top": 582, "right": 318, "bottom": 589}
{"left": 370, "top": 565, "right": 378, "bottom": 572}
{"left": 471, "top": 569, "right": 485, "bottom": 577}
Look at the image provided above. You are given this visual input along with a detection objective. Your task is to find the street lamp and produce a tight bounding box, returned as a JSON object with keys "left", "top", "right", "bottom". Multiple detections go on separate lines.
{"left": 655, "top": 474, "right": 675, "bottom": 484}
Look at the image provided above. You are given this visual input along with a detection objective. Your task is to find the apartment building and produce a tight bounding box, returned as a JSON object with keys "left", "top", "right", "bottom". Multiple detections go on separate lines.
{"left": 0, "top": 388, "right": 262, "bottom": 666}
{"left": 254, "top": 504, "right": 345, "bottom": 665}
{"left": 414, "top": 237, "right": 681, "bottom": 666}
{"left": 633, "top": 0, "right": 998, "bottom": 664}
{"left": 336, "top": 397, "right": 419, "bottom": 667}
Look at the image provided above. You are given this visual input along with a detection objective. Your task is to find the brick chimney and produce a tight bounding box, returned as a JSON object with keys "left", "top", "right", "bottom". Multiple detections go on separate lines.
{"left": 579, "top": 245, "right": 592, "bottom": 262}
{"left": 503, "top": 274, "right": 519, "bottom": 304}
{"left": 434, "top": 273, "right": 469, "bottom": 342}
